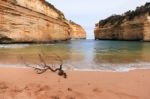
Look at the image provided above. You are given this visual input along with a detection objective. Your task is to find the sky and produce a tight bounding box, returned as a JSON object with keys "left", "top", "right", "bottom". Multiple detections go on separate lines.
{"left": 47, "top": 0, "right": 150, "bottom": 39}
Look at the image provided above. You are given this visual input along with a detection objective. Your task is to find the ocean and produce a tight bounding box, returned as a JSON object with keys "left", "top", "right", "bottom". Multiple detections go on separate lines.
{"left": 0, "top": 40, "right": 150, "bottom": 72}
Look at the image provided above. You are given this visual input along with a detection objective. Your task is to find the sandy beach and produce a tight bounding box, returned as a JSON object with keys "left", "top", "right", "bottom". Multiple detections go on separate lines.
{"left": 0, "top": 68, "right": 149, "bottom": 99}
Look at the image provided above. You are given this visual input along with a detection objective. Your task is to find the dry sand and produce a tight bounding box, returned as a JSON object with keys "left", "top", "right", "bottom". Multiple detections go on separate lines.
{"left": 0, "top": 67, "right": 150, "bottom": 99}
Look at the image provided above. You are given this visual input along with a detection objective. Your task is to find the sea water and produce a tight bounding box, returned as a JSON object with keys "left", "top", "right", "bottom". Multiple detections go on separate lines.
{"left": 0, "top": 40, "right": 150, "bottom": 72}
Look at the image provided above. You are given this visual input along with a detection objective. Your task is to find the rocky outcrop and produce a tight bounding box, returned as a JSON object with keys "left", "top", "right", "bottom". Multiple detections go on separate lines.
{"left": 69, "top": 21, "right": 86, "bottom": 39}
{"left": 94, "top": 2, "right": 150, "bottom": 41}
{"left": 0, "top": 0, "right": 86, "bottom": 43}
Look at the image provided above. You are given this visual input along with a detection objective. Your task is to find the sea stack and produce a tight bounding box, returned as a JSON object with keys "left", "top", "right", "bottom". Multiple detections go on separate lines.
{"left": 0, "top": 0, "right": 86, "bottom": 43}
{"left": 94, "top": 2, "right": 150, "bottom": 41}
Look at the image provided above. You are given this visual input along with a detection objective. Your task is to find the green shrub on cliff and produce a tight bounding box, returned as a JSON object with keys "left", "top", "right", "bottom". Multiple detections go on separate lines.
{"left": 99, "top": 2, "right": 150, "bottom": 27}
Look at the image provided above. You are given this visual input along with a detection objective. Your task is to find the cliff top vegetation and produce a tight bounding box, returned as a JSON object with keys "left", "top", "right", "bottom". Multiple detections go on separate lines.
{"left": 43, "top": 0, "right": 65, "bottom": 17}
{"left": 69, "top": 20, "right": 81, "bottom": 26}
{"left": 98, "top": 2, "right": 150, "bottom": 27}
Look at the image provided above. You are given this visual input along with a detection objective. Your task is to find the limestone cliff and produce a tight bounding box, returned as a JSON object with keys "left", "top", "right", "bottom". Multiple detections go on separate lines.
{"left": 0, "top": 0, "right": 86, "bottom": 43}
{"left": 94, "top": 2, "right": 150, "bottom": 41}
{"left": 69, "top": 21, "right": 86, "bottom": 39}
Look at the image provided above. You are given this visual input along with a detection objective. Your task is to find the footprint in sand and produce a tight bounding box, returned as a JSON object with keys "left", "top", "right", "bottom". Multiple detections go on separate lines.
{"left": 24, "top": 83, "right": 51, "bottom": 99}
{"left": 68, "top": 90, "right": 86, "bottom": 99}
{"left": 93, "top": 88, "right": 103, "bottom": 93}
{"left": 109, "top": 90, "right": 139, "bottom": 99}
{"left": 0, "top": 82, "right": 8, "bottom": 93}
{"left": 66, "top": 95, "right": 76, "bottom": 99}
{"left": 67, "top": 88, "right": 73, "bottom": 92}
{"left": 51, "top": 96, "right": 60, "bottom": 99}
{"left": 0, "top": 82, "right": 8, "bottom": 89}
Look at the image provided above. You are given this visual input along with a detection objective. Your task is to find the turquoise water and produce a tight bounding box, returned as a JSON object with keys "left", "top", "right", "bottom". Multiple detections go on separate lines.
{"left": 0, "top": 40, "right": 150, "bottom": 71}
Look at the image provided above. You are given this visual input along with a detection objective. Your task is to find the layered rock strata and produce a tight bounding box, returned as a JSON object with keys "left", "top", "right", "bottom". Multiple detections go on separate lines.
{"left": 0, "top": 0, "right": 86, "bottom": 43}
{"left": 94, "top": 3, "right": 150, "bottom": 41}
{"left": 69, "top": 21, "right": 86, "bottom": 39}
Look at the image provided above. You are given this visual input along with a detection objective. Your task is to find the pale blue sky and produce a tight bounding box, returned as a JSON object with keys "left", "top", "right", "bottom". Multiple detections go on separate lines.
{"left": 47, "top": 0, "right": 150, "bottom": 39}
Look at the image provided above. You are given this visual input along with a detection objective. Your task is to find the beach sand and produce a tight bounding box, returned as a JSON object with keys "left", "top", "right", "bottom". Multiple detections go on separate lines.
{"left": 0, "top": 67, "right": 150, "bottom": 99}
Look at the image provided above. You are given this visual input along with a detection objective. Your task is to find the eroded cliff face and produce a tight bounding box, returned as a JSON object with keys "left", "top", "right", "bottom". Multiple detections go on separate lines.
{"left": 144, "top": 16, "right": 150, "bottom": 41}
{"left": 0, "top": 0, "right": 86, "bottom": 43}
{"left": 94, "top": 15, "right": 149, "bottom": 41}
{"left": 69, "top": 21, "right": 86, "bottom": 39}
{"left": 94, "top": 3, "right": 150, "bottom": 41}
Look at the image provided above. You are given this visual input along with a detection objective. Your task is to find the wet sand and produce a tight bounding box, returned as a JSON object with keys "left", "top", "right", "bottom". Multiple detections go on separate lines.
{"left": 0, "top": 67, "right": 150, "bottom": 99}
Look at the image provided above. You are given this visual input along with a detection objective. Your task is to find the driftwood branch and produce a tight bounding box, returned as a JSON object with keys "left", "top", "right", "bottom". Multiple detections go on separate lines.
{"left": 21, "top": 54, "right": 67, "bottom": 78}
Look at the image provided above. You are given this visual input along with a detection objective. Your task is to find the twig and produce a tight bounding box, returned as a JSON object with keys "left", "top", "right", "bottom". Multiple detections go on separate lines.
{"left": 20, "top": 54, "right": 67, "bottom": 78}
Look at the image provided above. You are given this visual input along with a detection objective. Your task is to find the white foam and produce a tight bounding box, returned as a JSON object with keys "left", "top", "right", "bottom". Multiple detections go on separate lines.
{"left": 0, "top": 62, "right": 150, "bottom": 72}
{"left": 0, "top": 44, "right": 30, "bottom": 48}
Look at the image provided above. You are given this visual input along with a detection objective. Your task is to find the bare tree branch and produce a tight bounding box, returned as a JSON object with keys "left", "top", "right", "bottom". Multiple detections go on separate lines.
{"left": 20, "top": 53, "right": 67, "bottom": 78}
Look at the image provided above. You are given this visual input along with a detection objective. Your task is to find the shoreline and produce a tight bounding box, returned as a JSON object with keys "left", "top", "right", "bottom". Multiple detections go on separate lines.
{"left": 0, "top": 64, "right": 150, "bottom": 72}
{"left": 0, "top": 67, "right": 150, "bottom": 99}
